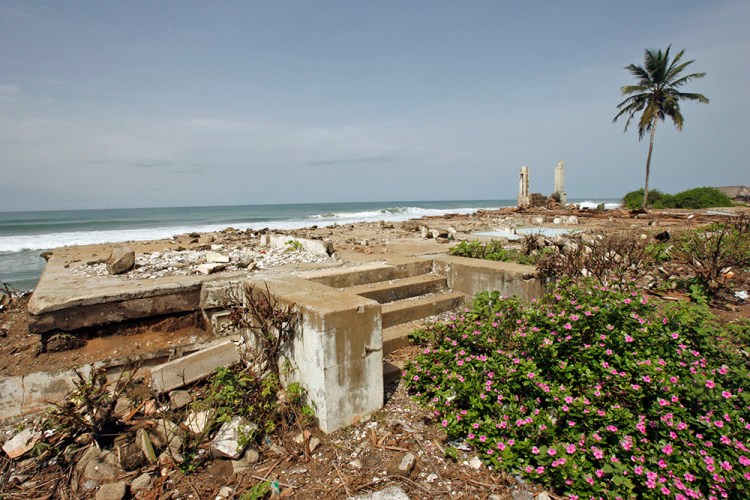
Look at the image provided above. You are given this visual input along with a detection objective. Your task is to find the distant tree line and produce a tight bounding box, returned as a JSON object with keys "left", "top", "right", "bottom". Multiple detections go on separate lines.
{"left": 622, "top": 186, "right": 733, "bottom": 210}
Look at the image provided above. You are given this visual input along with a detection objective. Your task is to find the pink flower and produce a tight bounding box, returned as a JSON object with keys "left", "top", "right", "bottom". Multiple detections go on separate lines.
{"left": 527, "top": 372, "right": 535, "bottom": 379}
{"left": 706, "top": 380, "right": 716, "bottom": 389}
{"left": 661, "top": 487, "right": 671, "bottom": 495}
{"left": 564, "top": 323, "right": 572, "bottom": 330}
{"left": 441, "top": 420, "right": 448, "bottom": 427}
{"left": 739, "top": 455, "right": 750, "bottom": 466}
{"left": 547, "top": 448, "right": 557, "bottom": 456}
{"left": 722, "top": 391, "right": 732, "bottom": 399}
{"left": 714, "top": 420, "right": 724, "bottom": 428}
{"left": 625, "top": 335, "right": 634, "bottom": 343}
{"left": 531, "top": 446, "right": 540, "bottom": 454}
{"left": 662, "top": 444, "right": 674, "bottom": 455}
{"left": 565, "top": 444, "right": 577, "bottom": 454}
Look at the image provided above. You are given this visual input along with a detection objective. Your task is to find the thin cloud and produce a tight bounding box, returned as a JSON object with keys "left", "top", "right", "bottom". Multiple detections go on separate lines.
{"left": 133, "top": 160, "right": 171, "bottom": 169}
{"left": 308, "top": 156, "right": 396, "bottom": 167}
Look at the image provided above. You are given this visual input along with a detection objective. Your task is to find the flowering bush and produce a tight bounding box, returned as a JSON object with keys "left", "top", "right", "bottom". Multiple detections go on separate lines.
{"left": 405, "top": 280, "right": 750, "bottom": 499}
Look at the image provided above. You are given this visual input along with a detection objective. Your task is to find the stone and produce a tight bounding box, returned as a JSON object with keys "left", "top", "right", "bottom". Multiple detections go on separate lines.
{"left": 430, "top": 229, "right": 441, "bottom": 239}
{"left": 151, "top": 339, "right": 241, "bottom": 393}
{"left": 205, "top": 252, "right": 230, "bottom": 263}
{"left": 149, "top": 418, "right": 181, "bottom": 449}
{"left": 136, "top": 429, "right": 157, "bottom": 463}
{"left": 511, "top": 490, "right": 534, "bottom": 500}
{"left": 386, "top": 452, "right": 416, "bottom": 477}
{"left": 117, "top": 441, "right": 147, "bottom": 471}
{"left": 468, "top": 456, "right": 482, "bottom": 469}
{"left": 232, "top": 446, "right": 260, "bottom": 474}
{"left": 210, "top": 418, "right": 258, "bottom": 460}
{"left": 95, "top": 481, "right": 127, "bottom": 500}
{"left": 77, "top": 444, "right": 102, "bottom": 472}
{"left": 185, "top": 410, "right": 211, "bottom": 435}
{"left": 349, "top": 459, "right": 363, "bottom": 469}
{"left": 83, "top": 453, "right": 118, "bottom": 481}
{"left": 309, "top": 437, "right": 321, "bottom": 453}
{"left": 218, "top": 486, "right": 234, "bottom": 498}
{"left": 536, "top": 493, "right": 552, "bottom": 500}
{"left": 420, "top": 226, "right": 430, "bottom": 239}
{"left": 106, "top": 246, "right": 135, "bottom": 275}
{"left": 350, "top": 485, "right": 410, "bottom": 500}
{"left": 130, "top": 473, "right": 152, "bottom": 492}
{"left": 196, "top": 263, "right": 226, "bottom": 275}
{"left": 169, "top": 390, "right": 192, "bottom": 410}
{"left": 2, "top": 428, "right": 40, "bottom": 459}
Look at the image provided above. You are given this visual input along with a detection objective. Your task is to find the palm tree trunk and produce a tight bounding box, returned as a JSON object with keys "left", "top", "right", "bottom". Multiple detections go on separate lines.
{"left": 642, "top": 119, "right": 658, "bottom": 209}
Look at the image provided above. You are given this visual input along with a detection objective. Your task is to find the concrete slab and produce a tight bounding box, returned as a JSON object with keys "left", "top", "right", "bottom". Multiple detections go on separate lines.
{"left": 151, "top": 339, "right": 241, "bottom": 393}
{"left": 346, "top": 274, "right": 447, "bottom": 303}
{"left": 432, "top": 256, "right": 544, "bottom": 302}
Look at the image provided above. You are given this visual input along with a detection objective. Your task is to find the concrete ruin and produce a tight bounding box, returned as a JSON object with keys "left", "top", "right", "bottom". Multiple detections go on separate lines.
{"left": 9, "top": 236, "right": 544, "bottom": 433}
{"left": 517, "top": 161, "right": 567, "bottom": 208}
{"left": 554, "top": 160, "right": 567, "bottom": 204}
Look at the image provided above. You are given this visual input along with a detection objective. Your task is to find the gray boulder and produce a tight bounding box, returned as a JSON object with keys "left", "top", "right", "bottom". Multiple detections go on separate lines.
{"left": 106, "top": 246, "right": 135, "bottom": 275}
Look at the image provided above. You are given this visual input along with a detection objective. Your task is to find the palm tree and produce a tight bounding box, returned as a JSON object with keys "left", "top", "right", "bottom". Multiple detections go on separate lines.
{"left": 613, "top": 46, "right": 709, "bottom": 209}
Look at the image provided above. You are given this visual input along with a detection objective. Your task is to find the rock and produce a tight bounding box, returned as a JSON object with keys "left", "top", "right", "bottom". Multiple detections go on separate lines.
{"left": 117, "top": 441, "right": 147, "bottom": 471}
{"left": 218, "top": 486, "right": 234, "bottom": 499}
{"left": 77, "top": 444, "right": 102, "bottom": 472}
{"left": 169, "top": 390, "right": 192, "bottom": 410}
{"left": 130, "top": 473, "right": 152, "bottom": 493}
{"left": 386, "top": 452, "right": 416, "bottom": 477}
{"left": 468, "top": 456, "right": 482, "bottom": 469}
{"left": 511, "top": 490, "right": 534, "bottom": 500}
{"left": 211, "top": 418, "right": 258, "bottom": 460}
{"left": 350, "top": 485, "right": 410, "bottom": 500}
{"left": 196, "top": 263, "right": 226, "bottom": 275}
{"left": 149, "top": 419, "right": 182, "bottom": 449}
{"left": 420, "top": 226, "right": 430, "bottom": 239}
{"left": 106, "top": 246, "right": 135, "bottom": 275}
{"left": 2, "top": 428, "right": 40, "bottom": 459}
{"left": 349, "top": 459, "right": 363, "bottom": 469}
{"left": 435, "top": 236, "right": 450, "bottom": 243}
{"left": 185, "top": 410, "right": 211, "bottom": 435}
{"left": 83, "top": 452, "right": 118, "bottom": 481}
{"left": 113, "top": 396, "right": 133, "bottom": 417}
{"left": 95, "top": 481, "right": 127, "bottom": 500}
{"left": 430, "top": 229, "right": 441, "bottom": 239}
{"left": 206, "top": 252, "right": 230, "bottom": 263}
{"left": 136, "top": 429, "right": 157, "bottom": 463}
{"left": 232, "top": 446, "right": 260, "bottom": 474}
{"left": 309, "top": 437, "right": 321, "bottom": 453}
{"left": 536, "top": 493, "right": 552, "bottom": 500}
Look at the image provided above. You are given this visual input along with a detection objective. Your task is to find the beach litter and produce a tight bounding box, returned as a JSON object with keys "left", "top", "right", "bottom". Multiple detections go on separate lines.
{"left": 735, "top": 290, "right": 748, "bottom": 300}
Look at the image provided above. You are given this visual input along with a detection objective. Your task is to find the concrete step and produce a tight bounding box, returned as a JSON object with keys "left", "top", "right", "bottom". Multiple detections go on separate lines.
{"left": 383, "top": 322, "right": 423, "bottom": 356}
{"left": 383, "top": 360, "right": 406, "bottom": 386}
{"left": 347, "top": 274, "right": 447, "bottom": 304}
{"left": 305, "top": 260, "right": 434, "bottom": 288}
{"left": 381, "top": 291, "right": 465, "bottom": 329}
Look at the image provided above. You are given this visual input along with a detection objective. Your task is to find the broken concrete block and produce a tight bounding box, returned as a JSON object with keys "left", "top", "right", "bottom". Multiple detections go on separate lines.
{"left": 210, "top": 418, "right": 258, "bottom": 460}
{"left": 205, "top": 252, "right": 230, "bottom": 263}
{"left": 151, "top": 339, "right": 240, "bottom": 393}
{"left": 269, "top": 234, "right": 334, "bottom": 256}
{"left": 83, "top": 451, "right": 118, "bottom": 481}
{"left": 2, "top": 428, "right": 40, "bottom": 458}
{"left": 196, "top": 263, "right": 226, "bottom": 275}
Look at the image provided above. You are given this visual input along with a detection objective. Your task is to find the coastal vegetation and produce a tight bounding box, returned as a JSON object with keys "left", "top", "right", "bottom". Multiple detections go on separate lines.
{"left": 623, "top": 187, "right": 733, "bottom": 210}
{"left": 405, "top": 279, "right": 750, "bottom": 498}
{"left": 614, "top": 46, "right": 709, "bottom": 209}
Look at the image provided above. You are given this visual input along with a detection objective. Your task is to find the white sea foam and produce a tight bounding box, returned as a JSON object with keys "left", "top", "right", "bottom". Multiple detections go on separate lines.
{"left": 0, "top": 205, "right": 500, "bottom": 252}
{"left": 575, "top": 200, "right": 622, "bottom": 210}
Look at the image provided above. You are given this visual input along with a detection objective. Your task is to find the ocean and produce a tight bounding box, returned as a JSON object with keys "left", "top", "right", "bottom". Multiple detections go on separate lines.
{"left": 0, "top": 199, "right": 620, "bottom": 291}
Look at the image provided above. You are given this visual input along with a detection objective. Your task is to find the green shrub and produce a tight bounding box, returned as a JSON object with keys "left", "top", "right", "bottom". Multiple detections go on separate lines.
{"left": 623, "top": 187, "right": 733, "bottom": 209}
{"left": 622, "top": 188, "right": 670, "bottom": 209}
{"left": 671, "top": 187, "right": 733, "bottom": 209}
{"left": 405, "top": 280, "right": 750, "bottom": 499}
{"left": 449, "top": 240, "right": 538, "bottom": 265}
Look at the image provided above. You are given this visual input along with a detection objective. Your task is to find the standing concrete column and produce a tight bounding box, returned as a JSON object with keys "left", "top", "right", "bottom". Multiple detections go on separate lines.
{"left": 554, "top": 160, "right": 567, "bottom": 204}
{"left": 517, "top": 166, "right": 530, "bottom": 208}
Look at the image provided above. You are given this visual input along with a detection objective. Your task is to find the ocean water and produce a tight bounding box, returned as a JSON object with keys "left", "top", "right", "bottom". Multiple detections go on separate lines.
{"left": 0, "top": 199, "right": 620, "bottom": 291}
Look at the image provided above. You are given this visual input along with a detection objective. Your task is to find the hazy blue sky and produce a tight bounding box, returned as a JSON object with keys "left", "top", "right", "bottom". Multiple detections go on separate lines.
{"left": 1, "top": 1, "right": 748, "bottom": 210}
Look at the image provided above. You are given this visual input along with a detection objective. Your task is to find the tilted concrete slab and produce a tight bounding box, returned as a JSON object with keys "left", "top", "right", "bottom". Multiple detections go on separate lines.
{"left": 301, "top": 260, "right": 433, "bottom": 288}
{"left": 151, "top": 338, "right": 241, "bottom": 393}
{"left": 27, "top": 253, "right": 250, "bottom": 333}
{"left": 346, "top": 274, "right": 448, "bottom": 303}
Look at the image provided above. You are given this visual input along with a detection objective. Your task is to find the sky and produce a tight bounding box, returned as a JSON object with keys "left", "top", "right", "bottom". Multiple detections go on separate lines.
{"left": 1, "top": 1, "right": 748, "bottom": 211}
